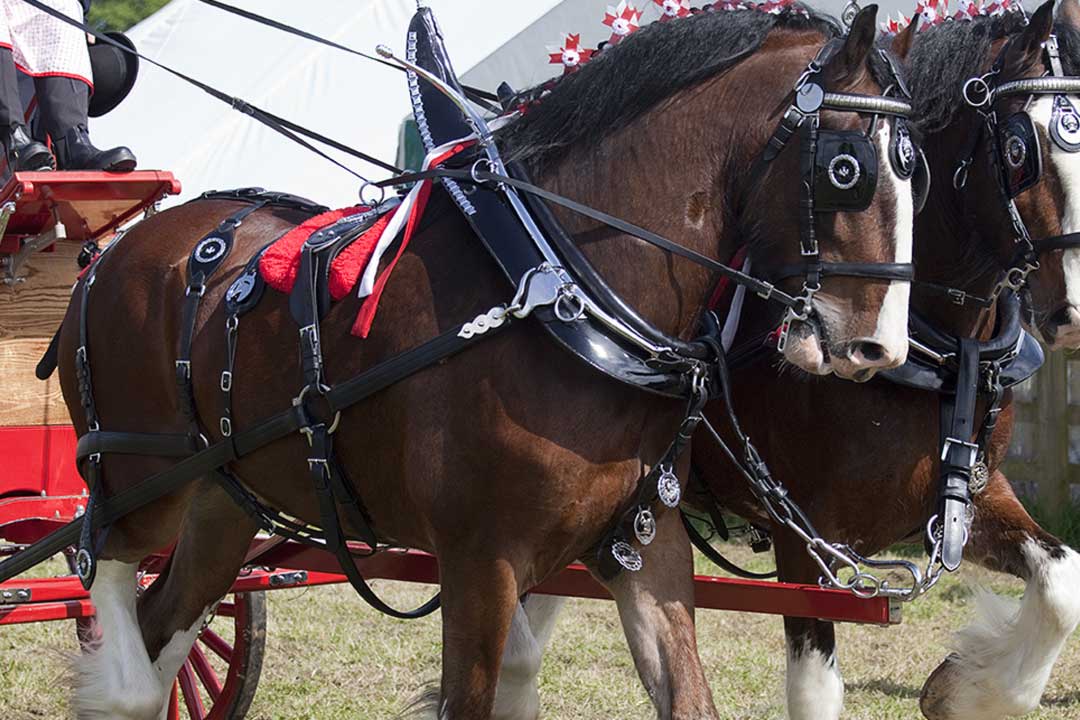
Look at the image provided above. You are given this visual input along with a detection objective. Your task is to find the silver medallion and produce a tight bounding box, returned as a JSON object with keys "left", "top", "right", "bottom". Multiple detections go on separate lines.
{"left": 827, "top": 154, "right": 860, "bottom": 190}
{"left": 195, "top": 236, "right": 227, "bottom": 264}
{"left": 657, "top": 466, "right": 681, "bottom": 508}
{"left": 75, "top": 547, "right": 94, "bottom": 583}
{"left": 1052, "top": 97, "right": 1080, "bottom": 152}
{"left": 634, "top": 507, "right": 657, "bottom": 546}
{"left": 226, "top": 274, "right": 255, "bottom": 304}
{"left": 897, "top": 131, "right": 915, "bottom": 175}
{"left": 611, "top": 540, "right": 643, "bottom": 572}
{"left": 1004, "top": 135, "right": 1027, "bottom": 170}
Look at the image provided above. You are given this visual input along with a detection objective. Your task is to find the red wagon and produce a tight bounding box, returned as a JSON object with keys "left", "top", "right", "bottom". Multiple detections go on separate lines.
{"left": 0, "top": 172, "right": 899, "bottom": 719}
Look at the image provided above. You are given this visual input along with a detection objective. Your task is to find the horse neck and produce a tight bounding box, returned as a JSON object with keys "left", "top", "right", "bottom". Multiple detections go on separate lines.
{"left": 913, "top": 129, "right": 1002, "bottom": 341}
{"left": 536, "top": 100, "right": 736, "bottom": 340}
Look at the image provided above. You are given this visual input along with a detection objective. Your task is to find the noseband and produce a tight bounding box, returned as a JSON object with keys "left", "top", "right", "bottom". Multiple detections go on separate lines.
{"left": 953, "top": 34, "right": 1080, "bottom": 302}
{"left": 748, "top": 41, "right": 917, "bottom": 347}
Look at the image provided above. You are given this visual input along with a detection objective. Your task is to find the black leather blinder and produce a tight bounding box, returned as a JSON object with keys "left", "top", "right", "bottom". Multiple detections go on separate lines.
{"left": 813, "top": 130, "right": 878, "bottom": 212}
{"left": 997, "top": 111, "right": 1042, "bottom": 198}
{"left": 889, "top": 119, "right": 917, "bottom": 180}
{"left": 890, "top": 118, "right": 930, "bottom": 215}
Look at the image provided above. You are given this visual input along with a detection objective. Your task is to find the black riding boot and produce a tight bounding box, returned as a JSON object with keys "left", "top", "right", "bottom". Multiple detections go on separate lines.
{"left": 35, "top": 75, "right": 136, "bottom": 172}
{"left": 53, "top": 125, "right": 136, "bottom": 172}
{"left": 0, "top": 48, "right": 54, "bottom": 176}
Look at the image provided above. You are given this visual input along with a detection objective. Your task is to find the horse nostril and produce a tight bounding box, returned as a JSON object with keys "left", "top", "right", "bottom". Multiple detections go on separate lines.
{"left": 850, "top": 341, "right": 886, "bottom": 364}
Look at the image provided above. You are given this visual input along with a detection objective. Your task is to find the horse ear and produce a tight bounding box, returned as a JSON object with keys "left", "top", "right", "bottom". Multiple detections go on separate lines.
{"left": 890, "top": 15, "right": 920, "bottom": 60}
{"left": 1003, "top": 0, "right": 1055, "bottom": 76}
{"left": 1059, "top": 0, "right": 1080, "bottom": 30}
{"left": 824, "top": 4, "right": 879, "bottom": 87}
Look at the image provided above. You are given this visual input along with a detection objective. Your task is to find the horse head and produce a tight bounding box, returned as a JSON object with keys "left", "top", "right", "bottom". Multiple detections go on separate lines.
{"left": 742, "top": 4, "right": 916, "bottom": 381}
{"left": 504, "top": 4, "right": 915, "bottom": 383}
{"left": 907, "top": 0, "right": 1080, "bottom": 349}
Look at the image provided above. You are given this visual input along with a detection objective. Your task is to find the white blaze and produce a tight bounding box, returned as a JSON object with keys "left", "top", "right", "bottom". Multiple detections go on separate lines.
{"left": 1030, "top": 96, "right": 1080, "bottom": 310}
{"left": 873, "top": 123, "right": 913, "bottom": 361}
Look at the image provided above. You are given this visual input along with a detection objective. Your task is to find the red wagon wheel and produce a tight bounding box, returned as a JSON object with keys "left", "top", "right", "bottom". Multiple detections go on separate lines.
{"left": 164, "top": 590, "right": 267, "bottom": 720}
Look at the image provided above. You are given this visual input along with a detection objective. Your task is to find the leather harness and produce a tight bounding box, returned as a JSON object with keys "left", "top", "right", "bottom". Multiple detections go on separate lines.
{"left": 0, "top": 9, "right": 928, "bottom": 611}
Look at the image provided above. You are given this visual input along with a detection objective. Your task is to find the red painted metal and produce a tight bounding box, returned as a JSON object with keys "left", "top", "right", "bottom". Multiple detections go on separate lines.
{"left": 0, "top": 597, "right": 93, "bottom": 624}
{"left": 0, "top": 425, "right": 84, "bottom": 499}
{"left": 0, "top": 546, "right": 897, "bottom": 626}
{"left": 0, "top": 170, "right": 180, "bottom": 246}
{"left": 253, "top": 543, "right": 898, "bottom": 625}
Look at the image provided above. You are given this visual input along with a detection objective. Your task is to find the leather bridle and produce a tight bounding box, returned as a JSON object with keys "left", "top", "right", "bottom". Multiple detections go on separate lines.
{"left": 747, "top": 41, "right": 917, "bottom": 349}
{"left": 949, "top": 34, "right": 1080, "bottom": 306}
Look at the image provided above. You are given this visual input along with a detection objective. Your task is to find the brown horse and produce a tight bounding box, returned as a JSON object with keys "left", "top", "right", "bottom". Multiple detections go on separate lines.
{"left": 690, "top": 5, "right": 1080, "bottom": 719}
{"left": 491, "top": 3, "right": 1080, "bottom": 720}
{"left": 52, "top": 6, "right": 913, "bottom": 720}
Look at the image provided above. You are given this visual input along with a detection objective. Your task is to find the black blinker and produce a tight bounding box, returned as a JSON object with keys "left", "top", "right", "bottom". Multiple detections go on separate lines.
{"left": 997, "top": 112, "right": 1042, "bottom": 198}
{"left": 813, "top": 130, "right": 878, "bottom": 212}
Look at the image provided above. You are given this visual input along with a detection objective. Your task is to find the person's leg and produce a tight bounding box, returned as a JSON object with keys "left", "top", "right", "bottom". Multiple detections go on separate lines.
{"left": 35, "top": 74, "right": 135, "bottom": 171}
{"left": 0, "top": 46, "right": 54, "bottom": 173}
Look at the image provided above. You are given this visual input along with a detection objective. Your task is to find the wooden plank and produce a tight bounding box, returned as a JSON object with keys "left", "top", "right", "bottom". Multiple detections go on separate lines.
{"left": 1037, "top": 351, "right": 1070, "bottom": 508}
{"left": 0, "top": 337, "right": 68, "bottom": 426}
{"left": 0, "top": 241, "right": 79, "bottom": 340}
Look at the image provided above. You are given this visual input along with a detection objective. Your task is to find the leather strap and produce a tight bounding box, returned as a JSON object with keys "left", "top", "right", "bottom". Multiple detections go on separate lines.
{"left": 937, "top": 338, "right": 980, "bottom": 572}
{"left": 769, "top": 261, "right": 916, "bottom": 283}
{"left": 380, "top": 167, "right": 802, "bottom": 310}
{"left": 1034, "top": 231, "right": 1080, "bottom": 253}
{"left": 681, "top": 511, "right": 777, "bottom": 580}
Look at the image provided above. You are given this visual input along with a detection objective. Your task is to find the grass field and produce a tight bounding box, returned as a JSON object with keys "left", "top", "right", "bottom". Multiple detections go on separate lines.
{"left": 3, "top": 544, "right": 1080, "bottom": 719}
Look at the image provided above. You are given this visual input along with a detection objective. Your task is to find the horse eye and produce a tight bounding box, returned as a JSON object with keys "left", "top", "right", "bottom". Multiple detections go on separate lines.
{"left": 828, "top": 154, "right": 861, "bottom": 190}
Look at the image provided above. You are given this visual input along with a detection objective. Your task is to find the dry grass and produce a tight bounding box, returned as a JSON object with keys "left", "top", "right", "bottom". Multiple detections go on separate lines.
{"left": 2, "top": 544, "right": 1080, "bottom": 719}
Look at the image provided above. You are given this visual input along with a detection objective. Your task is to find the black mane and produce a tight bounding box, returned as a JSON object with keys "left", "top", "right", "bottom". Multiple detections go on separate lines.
{"left": 906, "top": 13, "right": 1080, "bottom": 134}
{"left": 498, "top": 6, "right": 842, "bottom": 172}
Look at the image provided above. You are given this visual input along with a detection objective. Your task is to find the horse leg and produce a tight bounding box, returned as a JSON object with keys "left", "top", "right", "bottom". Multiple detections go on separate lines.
{"left": 71, "top": 464, "right": 202, "bottom": 719}
{"left": 437, "top": 554, "right": 523, "bottom": 719}
{"left": 597, "top": 508, "right": 718, "bottom": 720}
{"left": 920, "top": 470, "right": 1080, "bottom": 720}
{"left": 74, "top": 478, "right": 256, "bottom": 720}
{"left": 774, "top": 531, "right": 844, "bottom": 720}
{"left": 491, "top": 594, "right": 567, "bottom": 720}
{"left": 137, "top": 480, "right": 258, "bottom": 718}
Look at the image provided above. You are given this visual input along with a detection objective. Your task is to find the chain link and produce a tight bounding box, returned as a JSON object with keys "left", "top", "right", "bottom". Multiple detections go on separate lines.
{"left": 702, "top": 416, "right": 947, "bottom": 602}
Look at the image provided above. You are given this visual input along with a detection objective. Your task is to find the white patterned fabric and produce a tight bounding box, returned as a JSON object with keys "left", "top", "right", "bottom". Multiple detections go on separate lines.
{"left": 0, "top": 0, "right": 91, "bottom": 86}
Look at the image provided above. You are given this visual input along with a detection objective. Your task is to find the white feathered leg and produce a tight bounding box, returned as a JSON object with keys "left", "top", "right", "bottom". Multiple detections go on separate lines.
{"left": 922, "top": 540, "right": 1080, "bottom": 718}
{"left": 72, "top": 561, "right": 169, "bottom": 720}
{"left": 492, "top": 595, "right": 566, "bottom": 720}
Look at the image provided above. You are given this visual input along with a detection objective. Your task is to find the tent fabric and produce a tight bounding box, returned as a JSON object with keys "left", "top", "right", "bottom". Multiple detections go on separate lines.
{"left": 91, "top": 0, "right": 592, "bottom": 208}
{"left": 92, "top": 0, "right": 884, "bottom": 209}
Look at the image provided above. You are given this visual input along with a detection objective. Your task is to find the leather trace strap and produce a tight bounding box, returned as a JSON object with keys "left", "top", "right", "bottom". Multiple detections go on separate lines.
{"left": 681, "top": 511, "right": 777, "bottom": 580}
{"left": 935, "top": 339, "right": 980, "bottom": 572}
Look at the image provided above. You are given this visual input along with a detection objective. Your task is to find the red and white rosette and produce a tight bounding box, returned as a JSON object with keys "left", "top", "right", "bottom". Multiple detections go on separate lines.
{"left": 603, "top": 1, "right": 643, "bottom": 45}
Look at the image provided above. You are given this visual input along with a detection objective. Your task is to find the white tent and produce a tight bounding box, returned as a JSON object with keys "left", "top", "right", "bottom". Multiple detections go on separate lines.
{"left": 90, "top": 0, "right": 639, "bottom": 207}
{"left": 92, "top": 0, "right": 889, "bottom": 208}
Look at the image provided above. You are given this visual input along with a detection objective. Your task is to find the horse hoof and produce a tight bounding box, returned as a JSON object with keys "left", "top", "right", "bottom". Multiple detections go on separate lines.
{"left": 920, "top": 654, "right": 961, "bottom": 719}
